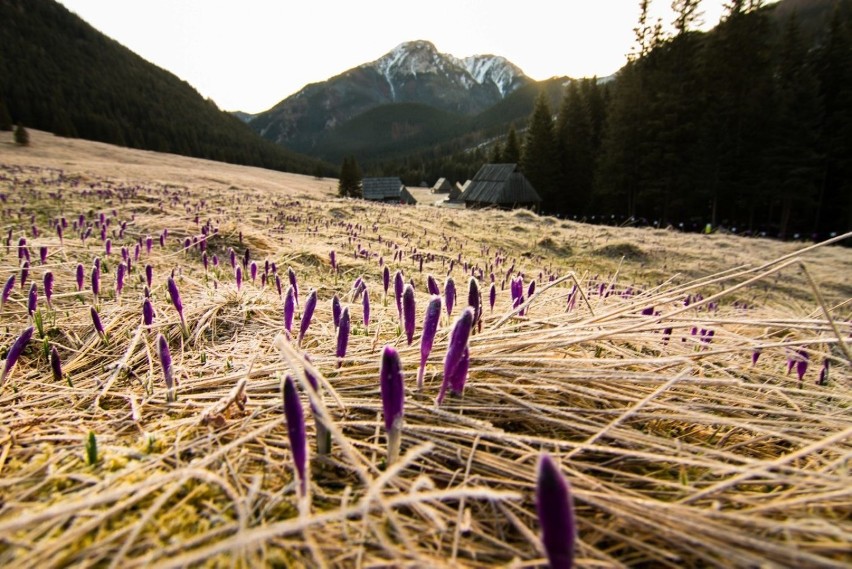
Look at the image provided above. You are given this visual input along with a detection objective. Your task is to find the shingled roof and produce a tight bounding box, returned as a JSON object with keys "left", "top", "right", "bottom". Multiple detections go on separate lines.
{"left": 362, "top": 177, "right": 405, "bottom": 202}
{"left": 461, "top": 164, "right": 541, "bottom": 208}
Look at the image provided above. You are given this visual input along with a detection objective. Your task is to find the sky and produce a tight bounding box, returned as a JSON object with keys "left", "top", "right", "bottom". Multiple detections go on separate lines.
{"left": 58, "top": 0, "right": 737, "bottom": 114}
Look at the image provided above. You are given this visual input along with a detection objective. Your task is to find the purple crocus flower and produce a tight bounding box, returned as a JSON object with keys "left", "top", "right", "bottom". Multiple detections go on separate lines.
{"left": 105, "top": 238, "right": 112, "bottom": 256}
{"left": 91, "top": 263, "right": 100, "bottom": 299}
{"left": 2, "top": 274, "right": 15, "bottom": 308}
{"left": 467, "top": 277, "right": 481, "bottom": 326}
{"left": 288, "top": 267, "right": 299, "bottom": 307}
{"left": 76, "top": 263, "right": 84, "bottom": 292}
{"left": 796, "top": 350, "right": 809, "bottom": 382}
{"left": 235, "top": 265, "right": 243, "bottom": 290}
{"left": 444, "top": 276, "right": 456, "bottom": 316}
{"left": 437, "top": 307, "right": 474, "bottom": 405}
{"left": 751, "top": 349, "right": 761, "bottom": 367}
{"left": 229, "top": 248, "right": 236, "bottom": 268}
{"left": 283, "top": 285, "right": 296, "bottom": 334}
{"left": 402, "top": 284, "right": 416, "bottom": 345}
{"left": 393, "top": 270, "right": 404, "bottom": 317}
{"left": 50, "top": 345, "right": 63, "bottom": 383}
{"left": 250, "top": 261, "right": 257, "bottom": 283}
{"left": 298, "top": 289, "right": 317, "bottom": 346}
{"left": 380, "top": 345, "right": 405, "bottom": 464}
{"left": 536, "top": 453, "right": 576, "bottom": 569}
{"left": 527, "top": 279, "right": 536, "bottom": 298}
{"left": 362, "top": 287, "right": 371, "bottom": 327}
{"left": 382, "top": 266, "right": 390, "bottom": 296}
{"left": 91, "top": 306, "right": 106, "bottom": 341}
{"left": 332, "top": 294, "right": 342, "bottom": 329}
{"left": 146, "top": 235, "right": 153, "bottom": 254}
{"left": 143, "top": 298, "right": 155, "bottom": 326}
{"left": 817, "top": 359, "right": 829, "bottom": 386}
{"left": 282, "top": 375, "right": 308, "bottom": 497}
{"left": 417, "top": 295, "right": 442, "bottom": 389}
{"left": 427, "top": 274, "right": 441, "bottom": 296}
{"left": 116, "top": 262, "right": 126, "bottom": 298}
{"left": 329, "top": 249, "right": 337, "bottom": 271}
{"left": 39, "top": 246, "right": 47, "bottom": 265}
{"left": 43, "top": 272, "right": 54, "bottom": 308}
{"left": 0, "top": 326, "right": 34, "bottom": 386}
{"left": 336, "top": 306, "right": 350, "bottom": 366}
{"left": 144, "top": 264, "right": 153, "bottom": 289}
{"left": 27, "top": 282, "right": 37, "bottom": 316}
{"left": 167, "top": 276, "right": 188, "bottom": 337}
{"left": 488, "top": 283, "right": 496, "bottom": 312}
{"left": 20, "top": 261, "right": 29, "bottom": 290}
{"left": 156, "top": 333, "right": 175, "bottom": 402}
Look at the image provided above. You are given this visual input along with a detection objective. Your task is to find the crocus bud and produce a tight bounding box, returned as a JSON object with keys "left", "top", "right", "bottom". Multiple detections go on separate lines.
{"left": 796, "top": 350, "right": 809, "bottom": 382}
{"left": 380, "top": 345, "right": 405, "bottom": 465}
{"left": 2, "top": 274, "right": 15, "bottom": 308}
{"left": 336, "top": 306, "right": 350, "bottom": 365}
{"left": 0, "top": 326, "right": 34, "bottom": 386}
{"left": 283, "top": 285, "right": 296, "bottom": 334}
{"left": 288, "top": 267, "right": 299, "bottom": 307}
{"left": 329, "top": 249, "right": 337, "bottom": 271}
{"left": 362, "top": 287, "right": 370, "bottom": 326}
{"left": 418, "top": 295, "right": 442, "bottom": 389}
{"left": 235, "top": 265, "right": 242, "bottom": 290}
{"left": 91, "top": 263, "right": 100, "bottom": 299}
{"left": 116, "top": 262, "right": 126, "bottom": 298}
{"left": 141, "top": 297, "right": 155, "bottom": 326}
{"left": 250, "top": 261, "right": 257, "bottom": 283}
{"left": 332, "top": 294, "right": 342, "bottom": 329}
{"left": 42, "top": 272, "right": 53, "bottom": 308}
{"left": 76, "top": 263, "right": 84, "bottom": 292}
{"left": 27, "top": 282, "right": 37, "bottom": 316}
{"left": 489, "top": 282, "right": 496, "bottom": 312}
{"left": 393, "top": 270, "right": 404, "bottom": 318}
{"left": 167, "top": 276, "right": 188, "bottom": 337}
{"left": 444, "top": 277, "right": 456, "bottom": 316}
{"left": 91, "top": 305, "right": 106, "bottom": 341}
{"left": 21, "top": 261, "right": 29, "bottom": 290}
{"left": 298, "top": 289, "right": 317, "bottom": 346}
{"left": 382, "top": 266, "right": 390, "bottom": 296}
{"left": 39, "top": 246, "right": 48, "bottom": 264}
{"left": 156, "top": 333, "right": 175, "bottom": 402}
{"left": 536, "top": 453, "right": 576, "bottom": 569}
{"left": 427, "top": 274, "right": 440, "bottom": 296}
{"left": 402, "top": 284, "right": 416, "bottom": 345}
{"left": 283, "top": 375, "right": 307, "bottom": 497}
{"left": 145, "top": 264, "right": 153, "bottom": 288}
{"left": 467, "top": 277, "right": 481, "bottom": 326}
{"left": 50, "top": 345, "right": 63, "bottom": 382}
{"left": 437, "top": 307, "right": 474, "bottom": 405}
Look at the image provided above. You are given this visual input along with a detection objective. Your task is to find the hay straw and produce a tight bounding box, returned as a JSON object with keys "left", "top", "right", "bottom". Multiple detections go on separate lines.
{"left": 0, "top": 133, "right": 849, "bottom": 567}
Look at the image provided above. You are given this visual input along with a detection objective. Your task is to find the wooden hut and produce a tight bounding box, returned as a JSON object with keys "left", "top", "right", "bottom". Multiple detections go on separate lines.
{"left": 362, "top": 177, "right": 406, "bottom": 203}
{"left": 431, "top": 177, "right": 452, "bottom": 193}
{"left": 460, "top": 164, "right": 541, "bottom": 210}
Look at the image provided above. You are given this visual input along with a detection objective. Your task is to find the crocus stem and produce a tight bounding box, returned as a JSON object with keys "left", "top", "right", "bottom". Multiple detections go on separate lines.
{"left": 387, "top": 423, "right": 401, "bottom": 466}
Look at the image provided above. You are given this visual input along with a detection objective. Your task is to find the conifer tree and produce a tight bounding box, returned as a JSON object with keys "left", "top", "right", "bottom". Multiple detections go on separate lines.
{"left": 489, "top": 140, "right": 503, "bottom": 163}
{"left": 14, "top": 124, "right": 29, "bottom": 145}
{"left": 503, "top": 126, "right": 522, "bottom": 164}
{"left": 521, "top": 92, "right": 560, "bottom": 213}
{"left": 338, "top": 156, "right": 362, "bottom": 198}
{"left": 556, "top": 81, "right": 594, "bottom": 216}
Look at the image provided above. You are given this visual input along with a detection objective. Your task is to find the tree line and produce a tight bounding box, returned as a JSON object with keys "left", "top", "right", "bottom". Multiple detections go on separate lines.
{"left": 515, "top": 0, "right": 851, "bottom": 239}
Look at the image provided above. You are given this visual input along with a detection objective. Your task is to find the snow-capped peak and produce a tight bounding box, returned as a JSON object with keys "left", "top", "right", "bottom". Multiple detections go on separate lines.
{"left": 366, "top": 40, "right": 527, "bottom": 101}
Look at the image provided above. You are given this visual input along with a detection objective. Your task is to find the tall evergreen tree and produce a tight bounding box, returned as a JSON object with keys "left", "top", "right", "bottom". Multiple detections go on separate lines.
{"left": 489, "top": 140, "right": 504, "bottom": 163}
{"left": 338, "top": 156, "right": 362, "bottom": 198}
{"left": 503, "top": 126, "right": 522, "bottom": 164}
{"left": 556, "top": 81, "right": 594, "bottom": 216}
{"left": 814, "top": 6, "right": 852, "bottom": 236}
{"left": 521, "top": 92, "right": 560, "bottom": 213}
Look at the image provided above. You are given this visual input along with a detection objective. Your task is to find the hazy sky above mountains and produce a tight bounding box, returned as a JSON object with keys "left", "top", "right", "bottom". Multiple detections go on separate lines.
{"left": 59, "top": 0, "right": 740, "bottom": 114}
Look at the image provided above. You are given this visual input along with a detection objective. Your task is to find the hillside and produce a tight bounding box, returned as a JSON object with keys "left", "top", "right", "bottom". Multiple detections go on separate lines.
{"left": 0, "top": 0, "right": 332, "bottom": 176}
{"left": 0, "top": 131, "right": 849, "bottom": 568}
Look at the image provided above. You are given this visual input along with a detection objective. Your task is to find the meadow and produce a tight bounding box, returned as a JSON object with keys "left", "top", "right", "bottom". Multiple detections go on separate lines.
{"left": 0, "top": 130, "right": 849, "bottom": 568}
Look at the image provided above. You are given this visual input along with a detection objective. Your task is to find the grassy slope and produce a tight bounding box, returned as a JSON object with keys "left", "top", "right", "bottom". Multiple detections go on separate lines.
{"left": 0, "top": 130, "right": 850, "bottom": 568}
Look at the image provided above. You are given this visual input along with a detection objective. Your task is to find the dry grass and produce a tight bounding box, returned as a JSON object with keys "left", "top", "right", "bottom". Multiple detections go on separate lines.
{"left": 0, "top": 130, "right": 849, "bottom": 568}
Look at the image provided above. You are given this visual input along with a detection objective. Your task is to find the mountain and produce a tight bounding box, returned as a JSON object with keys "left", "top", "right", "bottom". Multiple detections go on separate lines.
{"left": 247, "top": 40, "right": 531, "bottom": 156}
{"left": 0, "top": 0, "right": 332, "bottom": 176}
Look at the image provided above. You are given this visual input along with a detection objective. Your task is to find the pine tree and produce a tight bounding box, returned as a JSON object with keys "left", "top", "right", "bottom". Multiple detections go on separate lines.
{"left": 769, "top": 12, "right": 822, "bottom": 239}
{"left": 338, "top": 156, "right": 362, "bottom": 198}
{"left": 521, "top": 92, "right": 560, "bottom": 213}
{"left": 14, "top": 124, "right": 29, "bottom": 145}
{"left": 503, "top": 126, "right": 522, "bottom": 164}
{"left": 489, "top": 140, "right": 503, "bottom": 163}
{"left": 556, "top": 81, "right": 594, "bottom": 216}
